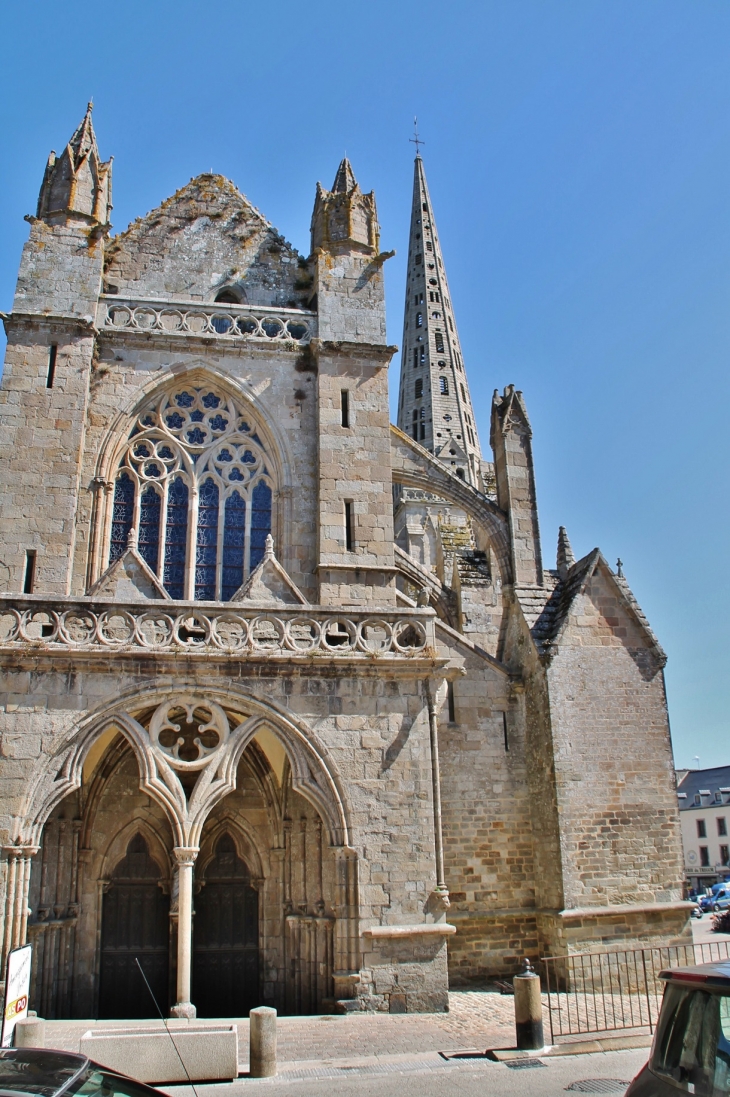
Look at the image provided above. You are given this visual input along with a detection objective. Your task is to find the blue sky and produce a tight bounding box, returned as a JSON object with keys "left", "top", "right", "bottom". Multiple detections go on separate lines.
{"left": 1, "top": 1, "right": 728, "bottom": 768}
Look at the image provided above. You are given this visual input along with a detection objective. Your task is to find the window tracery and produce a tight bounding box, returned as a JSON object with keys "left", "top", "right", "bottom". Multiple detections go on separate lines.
{"left": 108, "top": 385, "right": 274, "bottom": 601}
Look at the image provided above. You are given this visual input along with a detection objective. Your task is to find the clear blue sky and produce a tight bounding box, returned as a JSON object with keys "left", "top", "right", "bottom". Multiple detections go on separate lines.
{"left": 1, "top": 1, "right": 728, "bottom": 769}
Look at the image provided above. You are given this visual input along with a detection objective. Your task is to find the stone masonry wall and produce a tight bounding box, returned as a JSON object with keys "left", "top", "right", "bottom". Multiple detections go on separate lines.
{"left": 546, "top": 564, "right": 684, "bottom": 909}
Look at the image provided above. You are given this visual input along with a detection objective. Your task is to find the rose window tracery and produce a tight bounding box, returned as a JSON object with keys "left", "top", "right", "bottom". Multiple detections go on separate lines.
{"left": 108, "top": 386, "right": 274, "bottom": 601}
{"left": 148, "top": 698, "right": 231, "bottom": 769}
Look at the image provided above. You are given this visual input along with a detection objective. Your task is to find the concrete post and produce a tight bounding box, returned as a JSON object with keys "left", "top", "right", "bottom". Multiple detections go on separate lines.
{"left": 249, "top": 1006, "right": 277, "bottom": 1078}
{"left": 513, "top": 959, "right": 544, "bottom": 1050}
{"left": 14, "top": 1017, "right": 45, "bottom": 1048}
{"left": 170, "top": 847, "right": 198, "bottom": 1019}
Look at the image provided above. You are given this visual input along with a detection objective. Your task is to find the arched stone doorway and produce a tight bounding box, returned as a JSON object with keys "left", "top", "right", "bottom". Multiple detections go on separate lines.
{"left": 21, "top": 692, "right": 356, "bottom": 1020}
{"left": 193, "top": 834, "right": 259, "bottom": 1017}
{"left": 99, "top": 834, "right": 169, "bottom": 1019}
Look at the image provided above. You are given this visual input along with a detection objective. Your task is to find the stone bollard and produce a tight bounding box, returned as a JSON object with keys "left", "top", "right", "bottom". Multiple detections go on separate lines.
{"left": 14, "top": 1017, "right": 45, "bottom": 1048}
{"left": 249, "top": 1006, "right": 276, "bottom": 1078}
{"left": 513, "top": 959, "right": 544, "bottom": 1051}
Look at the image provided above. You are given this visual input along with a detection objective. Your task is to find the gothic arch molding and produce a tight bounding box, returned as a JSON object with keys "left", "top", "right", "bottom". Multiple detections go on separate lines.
{"left": 88, "top": 362, "right": 295, "bottom": 590}
{"left": 15, "top": 685, "right": 351, "bottom": 852}
{"left": 390, "top": 424, "right": 513, "bottom": 583}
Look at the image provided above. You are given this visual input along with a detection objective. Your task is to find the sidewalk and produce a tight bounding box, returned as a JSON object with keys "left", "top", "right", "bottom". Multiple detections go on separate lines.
{"left": 41, "top": 988, "right": 518, "bottom": 1065}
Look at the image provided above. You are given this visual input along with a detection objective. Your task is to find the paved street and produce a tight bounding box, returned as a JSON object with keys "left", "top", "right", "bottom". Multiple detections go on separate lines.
{"left": 162, "top": 1048, "right": 649, "bottom": 1097}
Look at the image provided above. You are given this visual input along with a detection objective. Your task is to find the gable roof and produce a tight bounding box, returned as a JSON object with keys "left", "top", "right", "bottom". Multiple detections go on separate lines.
{"left": 516, "top": 549, "right": 666, "bottom": 667}
{"left": 103, "top": 174, "right": 307, "bottom": 307}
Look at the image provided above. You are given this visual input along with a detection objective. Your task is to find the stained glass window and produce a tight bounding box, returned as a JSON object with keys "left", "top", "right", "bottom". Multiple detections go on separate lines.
{"left": 195, "top": 479, "right": 219, "bottom": 600}
{"left": 138, "top": 485, "right": 161, "bottom": 574}
{"left": 109, "top": 473, "right": 135, "bottom": 563}
{"left": 222, "top": 491, "right": 246, "bottom": 601}
{"left": 250, "top": 481, "right": 272, "bottom": 571}
{"left": 164, "top": 478, "right": 189, "bottom": 599}
{"left": 108, "top": 385, "right": 274, "bottom": 601}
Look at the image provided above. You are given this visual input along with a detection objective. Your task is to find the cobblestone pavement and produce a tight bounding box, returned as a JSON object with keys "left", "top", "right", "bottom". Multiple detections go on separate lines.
{"left": 43, "top": 988, "right": 520, "bottom": 1063}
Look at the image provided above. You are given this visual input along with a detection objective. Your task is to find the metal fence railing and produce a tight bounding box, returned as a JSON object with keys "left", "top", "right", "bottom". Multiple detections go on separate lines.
{"left": 541, "top": 938, "right": 730, "bottom": 1043}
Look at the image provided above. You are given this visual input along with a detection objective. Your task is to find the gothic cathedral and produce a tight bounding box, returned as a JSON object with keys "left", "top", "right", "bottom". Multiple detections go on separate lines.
{"left": 0, "top": 106, "right": 686, "bottom": 1019}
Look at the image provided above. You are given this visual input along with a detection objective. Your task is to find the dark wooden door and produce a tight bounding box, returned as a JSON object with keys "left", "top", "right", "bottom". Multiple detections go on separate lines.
{"left": 99, "top": 834, "right": 169, "bottom": 1019}
{"left": 193, "top": 834, "right": 259, "bottom": 1017}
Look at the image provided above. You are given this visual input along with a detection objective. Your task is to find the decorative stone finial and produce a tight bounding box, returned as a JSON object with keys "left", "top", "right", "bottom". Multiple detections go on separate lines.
{"left": 126, "top": 526, "right": 138, "bottom": 550}
{"left": 264, "top": 534, "right": 275, "bottom": 560}
{"left": 556, "top": 526, "right": 575, "bottom": 580}
{"left": 616, "top": 558, "right": 624, "bottom": 578}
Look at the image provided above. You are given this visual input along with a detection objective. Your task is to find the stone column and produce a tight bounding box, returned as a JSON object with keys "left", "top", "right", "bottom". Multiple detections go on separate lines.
{"left": 425, "top": 681, "right": 449, "bottom": 905}
{"left": 0, "top": 846, "right": 39, "bottom": 997}
{"left": 170, "top": 847, "right": 198, "bottom": 1018}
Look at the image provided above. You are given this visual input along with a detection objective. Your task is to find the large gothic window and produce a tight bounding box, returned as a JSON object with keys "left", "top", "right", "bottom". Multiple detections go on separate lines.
{"left": 108, "top": 385, "right": 274, "bottom": 601}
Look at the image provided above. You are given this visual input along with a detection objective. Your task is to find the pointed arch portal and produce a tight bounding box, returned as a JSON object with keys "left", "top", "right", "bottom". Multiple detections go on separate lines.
{"left": 17, "top": 689, "right": 356, "bottom": 1020}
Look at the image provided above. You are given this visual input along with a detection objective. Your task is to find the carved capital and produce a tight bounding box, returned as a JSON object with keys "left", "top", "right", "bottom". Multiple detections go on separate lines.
{"left": 173, "top": 846, "right": 199, "bottom": 868}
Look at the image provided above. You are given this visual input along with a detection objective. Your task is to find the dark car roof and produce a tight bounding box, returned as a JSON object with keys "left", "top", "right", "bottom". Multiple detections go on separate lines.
{"left": 659, "top": 961, "right": 730, "bottom": 988}
{"left": 0, "top": 1049, "right": 89, "bottom": 1097}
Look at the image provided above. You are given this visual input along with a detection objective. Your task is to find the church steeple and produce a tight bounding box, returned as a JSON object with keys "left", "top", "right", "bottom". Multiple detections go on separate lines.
{"left": 397, "top": 154, "right": 481, "bottom": 485}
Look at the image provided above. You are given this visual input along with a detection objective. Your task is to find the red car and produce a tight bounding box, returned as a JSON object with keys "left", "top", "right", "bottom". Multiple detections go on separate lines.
{"left": 625, "top": 961, "right": 730, "bottom": 1096}
{"left": 0, "top": 1048, "right": 166, "bottom": 1097}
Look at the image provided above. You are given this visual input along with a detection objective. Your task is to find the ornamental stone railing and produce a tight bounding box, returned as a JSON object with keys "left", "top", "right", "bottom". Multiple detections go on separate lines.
{"left": 0, "top": 596, "right": 435, "bottom": 659}
{"left": 97, "top": 296, "right": 316, "bottom": 345}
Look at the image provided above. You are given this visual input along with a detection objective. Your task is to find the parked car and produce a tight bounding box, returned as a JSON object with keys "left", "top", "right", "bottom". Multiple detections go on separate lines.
{"left": 710, "top": 887, "right": 730, "bottom": 912}
{"left": 625, "top": 960, "right": 730, "bottom": 1096}
{"left": 0, "top": 1049, "right": 165, "bottom": 1097}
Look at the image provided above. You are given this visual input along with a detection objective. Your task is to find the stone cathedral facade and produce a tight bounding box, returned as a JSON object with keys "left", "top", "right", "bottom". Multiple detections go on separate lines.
{"left": 0, "top": 107, "right": 687, "bottom": 1021}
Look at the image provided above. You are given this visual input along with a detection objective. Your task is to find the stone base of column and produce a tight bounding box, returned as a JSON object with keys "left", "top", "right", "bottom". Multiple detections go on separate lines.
{"left": 170, "top": 1001, "right": 196, "bottom": 1019}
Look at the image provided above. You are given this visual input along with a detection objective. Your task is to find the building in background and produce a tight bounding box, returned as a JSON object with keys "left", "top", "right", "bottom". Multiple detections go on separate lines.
{"left": 0, "top": 107, "right": 687, "bottom": 1021}
{"left": 676, "top": 766, "right": 730, "bottom": 891}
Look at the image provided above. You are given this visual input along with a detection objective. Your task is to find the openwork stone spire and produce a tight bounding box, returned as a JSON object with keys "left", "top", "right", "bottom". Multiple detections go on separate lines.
{"left": 397, "top": 154, "right": 481, "bottom": 485}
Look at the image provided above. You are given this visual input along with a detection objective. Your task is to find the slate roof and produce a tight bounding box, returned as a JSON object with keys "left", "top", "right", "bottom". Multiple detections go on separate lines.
{"left": 676, "top": 766, "right": 730, "bottom": 810}
{"left": 515, "top": 549, "right": 667, "bottom": 666}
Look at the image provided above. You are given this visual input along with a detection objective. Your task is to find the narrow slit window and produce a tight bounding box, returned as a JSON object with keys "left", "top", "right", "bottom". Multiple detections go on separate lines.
{"left": 419, "top": 408, "right": 426, "bottom": 441}
{"left": 412, "top": 409, "right": 418, "bottom": 441}
{"left": 416, "top": 313, "right": 423, "bottom": 328}
{"left": 341, "top": 390, "right": 350, "bottom": 428}
{"left": 46, "top": 345, "right": 57, "bottom": 389}
{"left": 447, "top": 682, "right": 456, "bottom": 723}
{"left": 415, "top": 378, "right": 423, "bottom": 398}
{"left": 23, "top": 551, "right": 36, "bottom": 594}
{"left": 435, "top": 330, "right": 445, "bottom": 353}
{"left": 420, "top": 347, "right": 426, "bottom": 365}
{"left": 413, "top": 348, "right": 418, "bottom": 368}
{"left": 461, "top": 383, "right": 466, "bottom": 400}
{"left": 426, "top": 241, "right": 433, "bottom": 251}
{"left": 503, "top": 711, "right": 509, "bottom": 752}
{"left": 344, "top": 500, "right": 354, "bottom": 551}
{"left": 439, "top": 376, "right": 449, "bottom": 395}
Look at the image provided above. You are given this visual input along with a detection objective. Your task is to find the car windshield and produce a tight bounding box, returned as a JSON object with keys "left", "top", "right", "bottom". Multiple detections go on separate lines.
{"left": 67, "top": 1069, "right": 159, "bottom": 1097}
{"left": 652, "top": 983, "right": 730, "bottom": 1096}
{"left": 0, "top": 1051, "right": 87, "bottom": 1097}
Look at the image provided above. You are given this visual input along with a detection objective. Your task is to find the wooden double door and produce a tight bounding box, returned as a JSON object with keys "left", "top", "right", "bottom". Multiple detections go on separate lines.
{"left": 99, "top": 832, "right": 259, "bottom": 1019}
{"left": 99, "top": 834, "right": 170, "bottom": 1019}
{"left": 193, "top": 834, "right": 260, "bottom": 1017}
